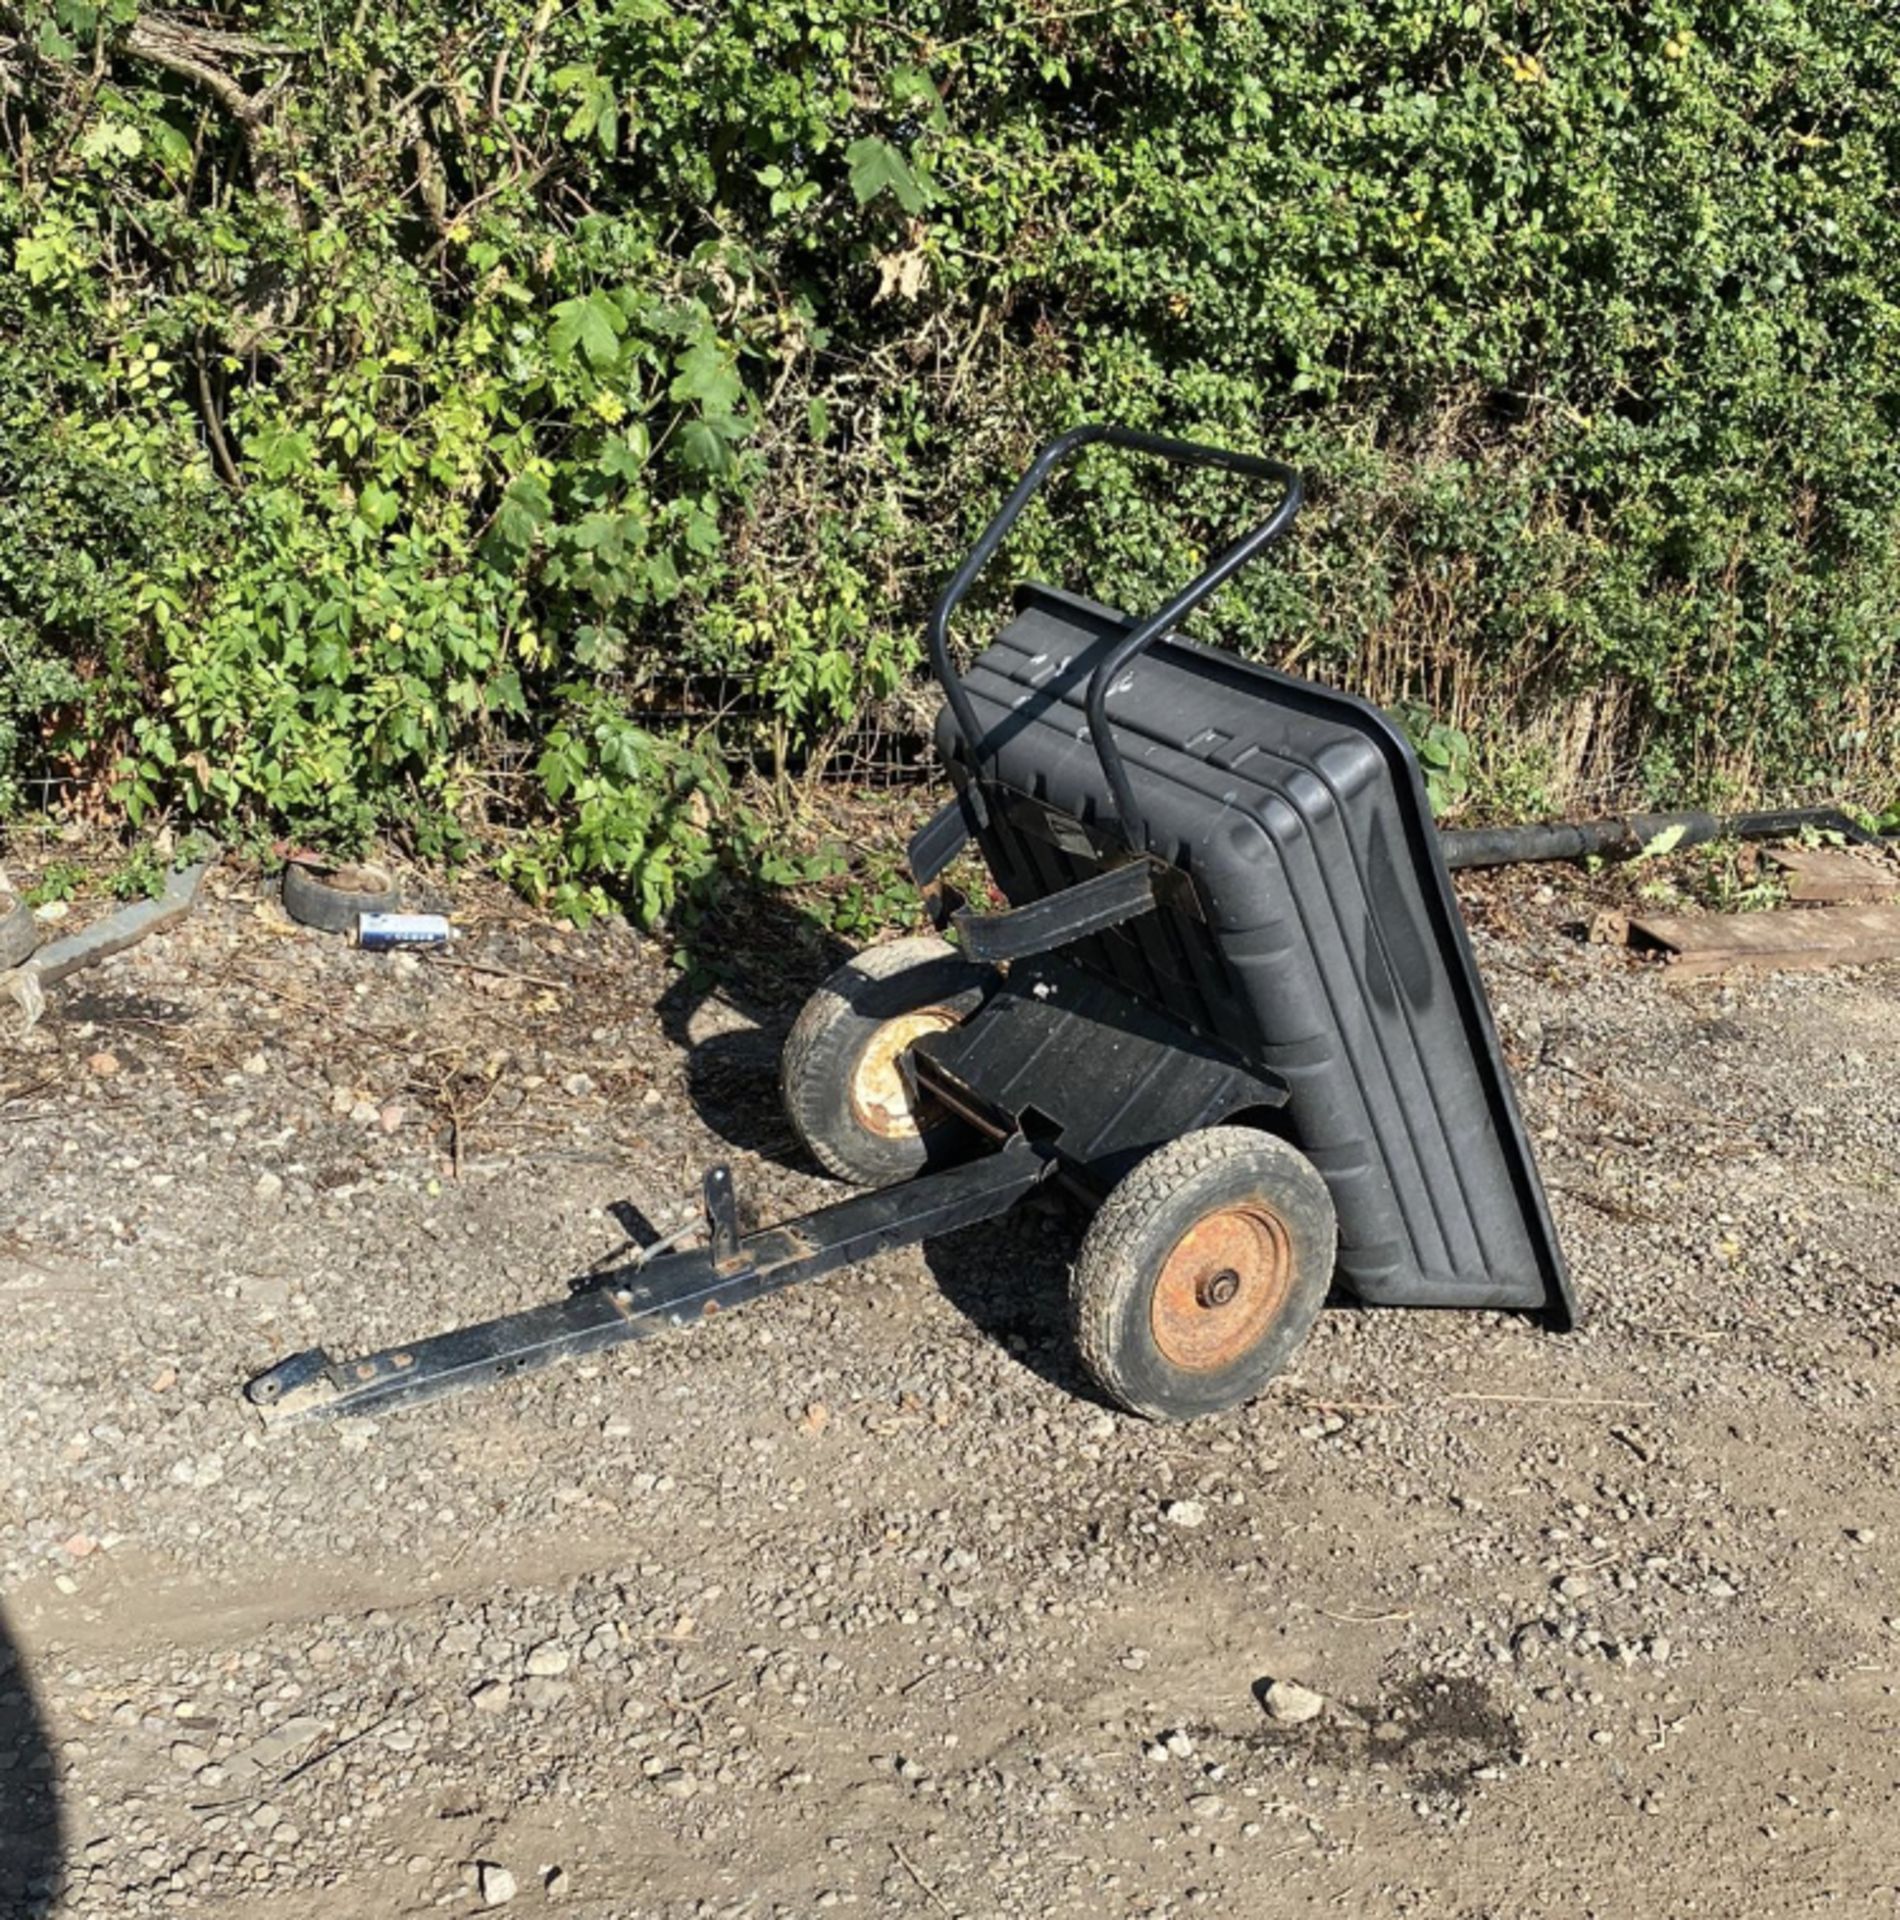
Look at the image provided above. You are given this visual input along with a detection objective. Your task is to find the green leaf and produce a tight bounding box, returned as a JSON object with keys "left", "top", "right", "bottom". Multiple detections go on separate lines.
{"left": 669, "top": 335, "right": 742, "bottom": 414}
{"left": 78, "top": 120, "right": 143, "bottom": 162}
{"left": 572, "top": 512, "right": 622, "bottom": 554}
{"left": 549, "top": 293, "right": 625, "bottom": 371}
{"left": 1638, "top": 824, "right": 1688, "bottom": 860}
{"left": 486, "top": 669, "right": 526, "bottom": 719}
{"left": 490, "top": 472, "right": 553, "bottom": 554}
{"left": 309, "top": 634, "right": 352, "bottom": 684}
{"left": 845, "top": 136, "right": 929, "bottom": 215}
{"left": 681, "top": 504, "right": 721, "bottom": 556}
{"left": 599, "top": 433, "right": 648, "bottom": 481}
{"left": 357, "top": 483, "right": 400, "bottom": 531}
{"left": 675, "top": 419, "right": 735, "bottom": 476}
{"left": 149, "top": 120, "right": 193, "bottom": 175}
{"left": 889, "top": 65, "right": 947, "bottom": 132}
{"left": 551, "top": 63, "right": 620, "bottom": 154}
{"left": 34, "top": 17, "right": 78, "bottom": 60}
{"left": 573, "top": 625, "right": 627, "bottom": 671}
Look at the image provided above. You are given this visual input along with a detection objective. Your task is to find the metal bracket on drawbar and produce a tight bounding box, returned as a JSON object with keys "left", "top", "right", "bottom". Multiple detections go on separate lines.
{"left": 703, "top": 1164, "right": 742, "bottom": 1269}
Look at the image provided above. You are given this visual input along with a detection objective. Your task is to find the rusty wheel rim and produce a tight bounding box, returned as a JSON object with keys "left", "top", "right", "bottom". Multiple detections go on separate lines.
{"left": 848, "top": 1007, "right": 960, "bottom": 1139}
{"left": 1150, "top": 1201, "right": 1294, "bottom": 1372}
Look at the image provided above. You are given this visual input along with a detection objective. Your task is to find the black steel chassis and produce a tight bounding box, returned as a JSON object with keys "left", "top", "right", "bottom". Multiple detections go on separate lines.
{"left": 247, "top": 1139, "right": 1056, "bottom": 1427}
{"left": 245, "top": 425, "right": 1300, "bottom": 1430}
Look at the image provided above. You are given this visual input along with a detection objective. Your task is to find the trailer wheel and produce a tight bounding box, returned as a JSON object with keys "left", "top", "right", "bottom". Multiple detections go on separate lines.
{"left": 1072, "top": 1127, "right": 1337, "bottom": 1422}
{"left": 782, "top": 935, "right": 992, "bottom": 1186}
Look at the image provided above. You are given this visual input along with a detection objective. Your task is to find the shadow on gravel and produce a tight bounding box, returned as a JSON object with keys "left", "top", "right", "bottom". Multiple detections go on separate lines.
{"left": 656, "top": 878, "right": 851, "bottom": 1164}
{"left": 924, "top": 1192, "right": 1118, "bottom": 1411}
{"left": 0, "top": 1605, "right": 61, "bottom": 1915}
{"left": 1246, "top": 1672, "right": 1522, "bottom": 1802}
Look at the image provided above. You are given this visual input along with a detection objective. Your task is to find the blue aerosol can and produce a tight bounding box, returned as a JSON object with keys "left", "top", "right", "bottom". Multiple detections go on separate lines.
{"left": 355, "top": 912, "right": 455, "bottom": 951}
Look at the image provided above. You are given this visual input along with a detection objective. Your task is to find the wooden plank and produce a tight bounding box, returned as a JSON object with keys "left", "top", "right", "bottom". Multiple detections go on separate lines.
{"left": 1627, "top": 903, "right": 1900, "bottom": 980}
{"left": 1762, "top": 845, "right": 1900, "bottom": 904}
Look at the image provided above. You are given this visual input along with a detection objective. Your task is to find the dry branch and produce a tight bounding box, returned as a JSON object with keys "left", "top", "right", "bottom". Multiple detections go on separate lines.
{"left": 122, "top": 12, "right": 303, "bottom": 234}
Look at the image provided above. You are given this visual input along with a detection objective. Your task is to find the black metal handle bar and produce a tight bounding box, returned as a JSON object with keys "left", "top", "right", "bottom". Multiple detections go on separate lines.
{"left": 925, "top": 422, "right": 1302, "bottom": 849}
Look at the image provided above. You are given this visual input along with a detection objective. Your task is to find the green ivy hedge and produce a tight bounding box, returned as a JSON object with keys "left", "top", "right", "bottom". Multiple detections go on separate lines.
{"left": 4, "top": 0, "right": 1897, "bottom": 913}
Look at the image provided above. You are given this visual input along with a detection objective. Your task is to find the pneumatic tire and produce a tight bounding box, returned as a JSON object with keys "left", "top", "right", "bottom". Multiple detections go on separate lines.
{"left": 1072, "top": 1126, "right": 1337, "bottom": 1422}
{"left": 281, "top": 858, "right": 400, "bottom": 934}
{"left": 781, "top": 935, "right": 993, "bottom": 1187}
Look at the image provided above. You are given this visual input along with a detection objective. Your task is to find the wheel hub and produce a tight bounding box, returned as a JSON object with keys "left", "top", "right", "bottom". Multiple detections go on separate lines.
{"left": 1196, "top": 1267, "right": 1242, "bottom": 1310}
{"left": 1151, "top": 1202, "right": 1293, "bottom": 1372}
{"left": 848, "top": 1008, "right": 960, "bottom": 1138}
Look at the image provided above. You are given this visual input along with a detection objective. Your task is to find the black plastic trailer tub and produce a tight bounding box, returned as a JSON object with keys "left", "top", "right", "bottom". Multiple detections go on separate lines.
{"left": 931, "top": 581, "right": 1573, "bottom": 1325}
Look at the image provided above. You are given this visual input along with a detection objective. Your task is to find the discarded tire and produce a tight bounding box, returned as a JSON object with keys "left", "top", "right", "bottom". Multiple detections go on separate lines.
{"left": 782, "top": 935, "right": 993, "bottom": 1187}
{"left": 0, "top": 894, "right": 36, "bottom": 970}
{"left": 281, "top": 859, "right": 400, "bottom": 934}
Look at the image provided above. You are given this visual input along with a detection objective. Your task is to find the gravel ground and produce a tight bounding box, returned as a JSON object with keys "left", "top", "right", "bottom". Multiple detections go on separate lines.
{"left": 1, "top": 853, "right": 1897, "bottom": 1919}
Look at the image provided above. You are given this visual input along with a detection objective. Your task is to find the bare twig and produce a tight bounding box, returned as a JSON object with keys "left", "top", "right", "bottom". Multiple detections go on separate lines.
{"left": 889, "top": 1842, "right": 954, "bottom": 1918}
{"left": 433, "top": 1056, "right": 505, "bottom": 1180}
{"left": 190, "top": 1696, "right": 400, "bottom": 1810}
{"left": 424, "top": 953, "right": 567, "bottom": 993}
{"left": 1447, "top": 1392, "right": 1656, "bottom": 1410}
{"left": 125, "top": 19, "right": 265, "bottom": 129}
{"left": 1549, "top": 1180, "right": 1659, "bottom": 1223}
{"left": 273, "top": 1702, "right": 402, "bottom": 1790}
{"left": 193, "top": 340, "right": 244, "bottom": 489}
{"left": 663, "top": 1675, "right": 736, "bottom": 1743}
